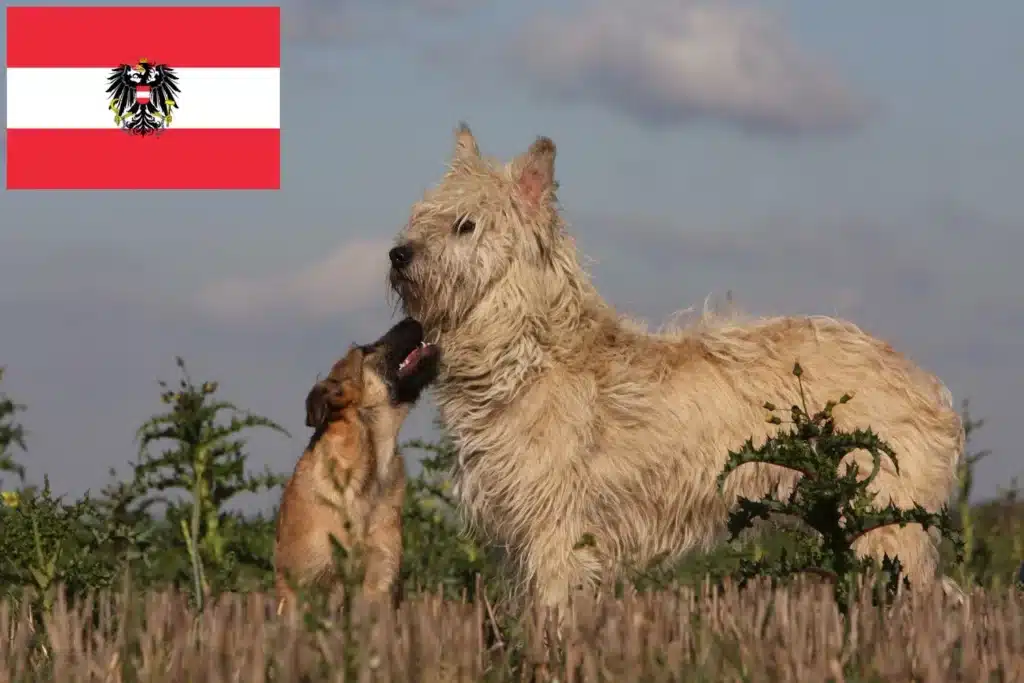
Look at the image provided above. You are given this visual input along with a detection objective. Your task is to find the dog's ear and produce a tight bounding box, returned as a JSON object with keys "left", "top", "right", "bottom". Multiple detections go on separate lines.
{"left": 305, "top": 383, "right": 331, "bottom": 428}
{"left": 453, "top": 121, "right": 480, "bottom": 162}
{"left": 306, "top": 347, "right": 365, "bottom": 428}
{"left": 515, "top": 136, "right": 557, "bottom": 208}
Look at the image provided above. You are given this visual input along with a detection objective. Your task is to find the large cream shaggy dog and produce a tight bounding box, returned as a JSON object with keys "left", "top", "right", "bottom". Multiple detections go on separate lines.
{"left": 387, "top": 124, "right": 964, "bottom": 611}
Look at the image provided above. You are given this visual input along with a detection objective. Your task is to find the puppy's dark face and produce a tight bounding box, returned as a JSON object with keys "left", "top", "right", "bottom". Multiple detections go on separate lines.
{"left": 304, "top": 318, "right": 440, "bottom": 430}
{"left": 361, "top": 317, "right": 440, "bottom": 406}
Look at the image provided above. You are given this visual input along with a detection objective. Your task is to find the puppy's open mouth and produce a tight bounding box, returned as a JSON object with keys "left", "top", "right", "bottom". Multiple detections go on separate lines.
{"left": 376, "top": 317, "right": 440, "bottom": 404}
{"left": 397, "top": 341, "right": 439, "bottom": 379}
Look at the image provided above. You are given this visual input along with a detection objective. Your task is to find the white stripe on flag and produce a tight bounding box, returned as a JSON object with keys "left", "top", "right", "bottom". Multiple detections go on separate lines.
{"left": 6, "top": 68, "right": 280, "bottom": 129}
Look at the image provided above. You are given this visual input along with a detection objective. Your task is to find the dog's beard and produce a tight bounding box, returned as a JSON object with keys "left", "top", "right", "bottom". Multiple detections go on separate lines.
{"left": 388, "top": 266, "right": 488, "bottom": 339}
{"left": 389, "top": 267, "right": 444, "bottom": 330}
{"left": 388, "top": 269, "right": 417, "bottom": 314}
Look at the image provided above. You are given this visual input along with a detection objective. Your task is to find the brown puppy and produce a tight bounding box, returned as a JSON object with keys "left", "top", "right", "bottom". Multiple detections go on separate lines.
{"left": 274, "top": 318, "right": 439, "bottom": 612}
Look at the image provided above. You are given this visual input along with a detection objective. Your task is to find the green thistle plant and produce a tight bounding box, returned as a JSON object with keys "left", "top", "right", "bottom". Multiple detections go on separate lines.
{"left": 717, "top": 363, "right": 965, "bottom": 612}
{"left": 134, "top": 356, "right": 290, "bottom": 606}
{"left": 0, "top": 367, "right": 27, "bottom": 487}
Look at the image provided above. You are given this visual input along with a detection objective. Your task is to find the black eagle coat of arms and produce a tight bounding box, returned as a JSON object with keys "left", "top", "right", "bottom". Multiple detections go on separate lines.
{"left": 106, "top": 58, "right": 181, "bottom": 136}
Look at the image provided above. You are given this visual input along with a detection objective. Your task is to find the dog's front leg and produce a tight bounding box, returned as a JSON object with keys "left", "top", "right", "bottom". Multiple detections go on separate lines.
{"left": 526, "top": 532, "right": 605, "bottom": 627}
{"left": 362, "top": 501, "right": 403, "bottom": 603}
{"left": 521, "top": 539, "right": 604, "bottom": 683}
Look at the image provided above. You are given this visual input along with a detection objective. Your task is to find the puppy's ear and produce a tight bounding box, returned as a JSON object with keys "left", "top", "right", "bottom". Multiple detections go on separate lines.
{"left": 306, "top": 346, "right": 365, "bottom": 429}
{"left": 305, "top": 383, "right": 331, "bottom": 428}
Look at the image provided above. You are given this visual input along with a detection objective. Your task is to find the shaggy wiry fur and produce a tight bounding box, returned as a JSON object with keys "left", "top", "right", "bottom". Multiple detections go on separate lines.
{"left": 388, "top": 124, "right": 964, "bottom": 611}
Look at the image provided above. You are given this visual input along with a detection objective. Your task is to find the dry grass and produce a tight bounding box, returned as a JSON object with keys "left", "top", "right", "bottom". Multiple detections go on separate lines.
{"left": 1, "top": 578, "right": 1021, "bottom": 682}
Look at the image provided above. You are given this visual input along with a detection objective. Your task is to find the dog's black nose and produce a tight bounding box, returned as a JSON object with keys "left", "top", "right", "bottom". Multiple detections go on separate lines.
{"left": 389, "top": 244, "right": 413, "bottom": 270}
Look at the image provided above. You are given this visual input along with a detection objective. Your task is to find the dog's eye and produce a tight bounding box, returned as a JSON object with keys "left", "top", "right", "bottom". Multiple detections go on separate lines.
{"left": 454, "top": 218, "right": 476, "bottom": 236}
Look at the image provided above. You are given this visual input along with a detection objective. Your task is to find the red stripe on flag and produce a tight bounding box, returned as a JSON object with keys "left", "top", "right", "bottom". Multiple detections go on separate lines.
{"left": 6, "top": 129, "right": 281, "bottom": 190}
{"left": 6, "top": 6, "right": 280, "bottom": 68}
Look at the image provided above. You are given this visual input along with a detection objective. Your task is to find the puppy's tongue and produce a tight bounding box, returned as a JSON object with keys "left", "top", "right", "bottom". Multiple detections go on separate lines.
{"left": 398, "top": 342, "right": 430, "bottom": 378}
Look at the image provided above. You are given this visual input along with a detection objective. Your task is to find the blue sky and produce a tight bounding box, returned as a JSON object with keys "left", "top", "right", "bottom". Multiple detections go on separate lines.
{"left": 2, "top": 0, "right": 1022, "bottom": 509}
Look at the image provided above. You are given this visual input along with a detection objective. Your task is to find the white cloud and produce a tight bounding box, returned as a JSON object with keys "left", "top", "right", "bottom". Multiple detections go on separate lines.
{"left": 197, "top": 239, "right": 392, "bottom": 323}
{"left": 515, "top": 0, "right": 868, "bottom": 135}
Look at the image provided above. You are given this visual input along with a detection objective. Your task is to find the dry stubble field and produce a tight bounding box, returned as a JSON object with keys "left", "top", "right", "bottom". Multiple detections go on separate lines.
{"left": 1, "top": 577, "right": 1022, "bottom": 682}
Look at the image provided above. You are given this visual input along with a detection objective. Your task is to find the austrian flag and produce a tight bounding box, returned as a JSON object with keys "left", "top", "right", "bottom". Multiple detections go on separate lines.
{"left": 6, "top": 6, "right": 280, "bottom": 190}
